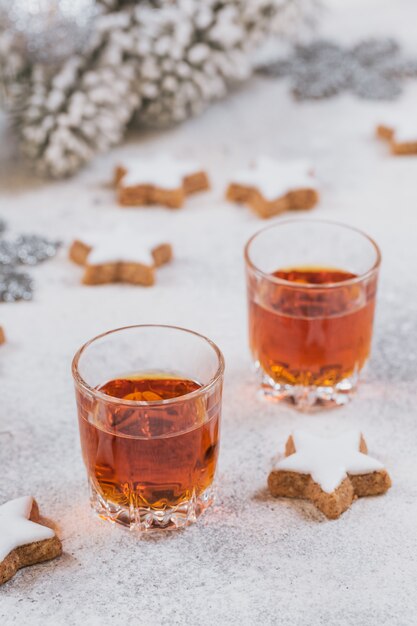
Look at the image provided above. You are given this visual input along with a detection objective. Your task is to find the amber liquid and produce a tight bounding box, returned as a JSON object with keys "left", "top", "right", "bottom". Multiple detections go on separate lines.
{"left": 249, "top": 267, "right": 377, "bottom": 386}
{"left": 77, "top": 375, "right": 220, "bottom": 510}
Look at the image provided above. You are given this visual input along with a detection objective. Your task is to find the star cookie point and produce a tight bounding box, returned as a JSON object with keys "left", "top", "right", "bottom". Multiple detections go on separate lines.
{"left": 268, "top": 430, "right": 391, "bottom": 519}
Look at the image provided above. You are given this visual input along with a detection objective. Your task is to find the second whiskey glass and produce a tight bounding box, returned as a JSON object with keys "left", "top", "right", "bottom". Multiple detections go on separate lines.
{"left": 245, "top": 219, "right": 381, "bottom": 409}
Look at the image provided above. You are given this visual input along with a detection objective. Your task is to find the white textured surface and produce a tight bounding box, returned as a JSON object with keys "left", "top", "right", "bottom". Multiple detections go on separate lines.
{"left": 1, "top": 1, "right": 417, "bottom": 624}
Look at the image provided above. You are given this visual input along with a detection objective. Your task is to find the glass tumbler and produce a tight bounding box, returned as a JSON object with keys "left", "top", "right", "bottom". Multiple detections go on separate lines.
{"left": 244, "top": 219, "right": 381, "bottom": 409}
{"left": 72, "top": 324, "right": 225, "bottom": 531}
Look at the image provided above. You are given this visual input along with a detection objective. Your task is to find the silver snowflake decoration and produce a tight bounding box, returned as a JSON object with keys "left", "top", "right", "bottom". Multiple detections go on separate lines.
{"left": 259, "top": 38, "right": 417, "bottom": 100}
{"left": 0, "top": 235, "right": 61, "bottom": 265}
{"left": 0, "top": 267, "right": 33, "bottom": 302}
{"left": 0, "top": 219, "right": 60, "bottom": 301}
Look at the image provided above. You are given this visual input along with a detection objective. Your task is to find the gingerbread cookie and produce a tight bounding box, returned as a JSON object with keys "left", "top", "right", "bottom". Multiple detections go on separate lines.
{"left": 226, "top": 157, "right": 319, "bottom": 218}
{"left": 0, "top": 496, "right": 62, "bottom": 585}
{"left": 268, "top": 431, "right": 391, "bottom": 519}
{"left": 0, "top": 326, "right": 5, "bottom": 344}
{"left": 69, "top": 229, "right": 172, "bottom": 286}
{"left": 115, "top": 155, "right": 210, "bottom": 208}
{"left": 376, "top": 121, "right": 417, "bottom": 155}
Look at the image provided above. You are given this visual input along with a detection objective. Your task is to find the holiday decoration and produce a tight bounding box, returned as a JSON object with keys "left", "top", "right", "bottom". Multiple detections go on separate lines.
{"left": 259, "top": 37, "right": 417, "bottom": 100}
{"left": 0, "top": 0, "right": 317, "bottom": 178}
{"left": 0, "top": 235, "right": 60, "bottom": 266}
{"left": 0, "top": 0, "right": 97, "bottom": 65}
{"left": 0, "top": 267, "right": 33, "bottom": 303}
{"left": 0, "top": 220, "right": 60, "bottom": 301}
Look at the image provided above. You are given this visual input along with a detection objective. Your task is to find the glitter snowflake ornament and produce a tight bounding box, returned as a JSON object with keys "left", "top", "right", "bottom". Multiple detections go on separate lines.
{"left": 0, "top": 219, "right": 60, "bottom": 301}
{"left": 259, "top": 37, "right": 417, "bottom": 101}
{"left": 0, "top": 235, "right": 60, "bottom": 266}
{"left": 0, "top": 267, "right": 33, "bottom": 302}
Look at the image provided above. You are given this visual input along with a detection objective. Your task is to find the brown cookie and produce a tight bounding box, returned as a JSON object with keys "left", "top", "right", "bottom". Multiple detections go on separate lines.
{"left": 0, "top": 496, "right": 62, "bottom": 585}
{"left": 0, "top": 326, "right": 5, "bottom": 344}
{"left": 69, "top": 231, "right": 172, "bottom": 286}
{"left": 226, "top": 157, "right": 319, "bottom": 218}
{"left": 115, "top": 155, "right": 210, "bottom": 208}
{"left": 376, "top": 124, "right": 417, "bottom": 155}
{"left": 268, "top": 431, "right": 391, "bottom": 519}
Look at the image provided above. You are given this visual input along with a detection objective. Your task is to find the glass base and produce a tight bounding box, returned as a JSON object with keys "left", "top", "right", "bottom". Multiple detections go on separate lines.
{"left": 258, "top": 370, "right": 359, "bottom": 410}
{"left": 89, "top": 480, "right": 215, "bottom": 532}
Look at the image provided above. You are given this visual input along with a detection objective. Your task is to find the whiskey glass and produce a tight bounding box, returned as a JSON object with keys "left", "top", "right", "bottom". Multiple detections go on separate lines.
{"left": 72, "top": 324, "right": 224, "bottom": 531}
{"left": 244, "top": 219, "right": 381, "bottom": 409}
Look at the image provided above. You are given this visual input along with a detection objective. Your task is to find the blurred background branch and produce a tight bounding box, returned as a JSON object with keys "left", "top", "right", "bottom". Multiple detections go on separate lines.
{"left": 0, "top": 0, "right": 319, "bottom": 178}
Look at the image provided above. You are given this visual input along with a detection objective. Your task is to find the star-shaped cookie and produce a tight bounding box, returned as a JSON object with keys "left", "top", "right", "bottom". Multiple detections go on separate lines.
{"left": 69, "top": 229, "right": 172, "bottom": 286}
{"left": 115, "top": 155, "right": 210, "bottom": 207}
{"left": 0, "top": 496, "right": 62, "bottom": 585}
{"left": 377, "top": 120, "right": 417, "bottom": 155}
{"left": 226, "top": 157, "right": 319, "bottom": 218}
{"left": 268, "top": 431, "right": 391, "bottom": 519}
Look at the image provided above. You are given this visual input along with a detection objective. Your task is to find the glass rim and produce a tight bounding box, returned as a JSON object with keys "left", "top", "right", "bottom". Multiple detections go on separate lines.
{"left": 244, "top": 218, "right": 382, "bottom": 289}
{"left": 72, "top": 323, "right": 225, "bottom": 408}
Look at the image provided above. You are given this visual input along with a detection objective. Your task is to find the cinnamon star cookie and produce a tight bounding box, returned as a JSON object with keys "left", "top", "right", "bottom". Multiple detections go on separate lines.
{"left": 268, "top": 431, "right": 391, "bottom": 519}
{"left": 0, "top": 496, "right": 62, "bottom": 585}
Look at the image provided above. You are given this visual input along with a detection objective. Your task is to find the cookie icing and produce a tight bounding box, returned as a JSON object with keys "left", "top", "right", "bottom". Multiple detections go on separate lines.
{"left": 0, "top": 496, "right": 55, "bottom": 563}
{"left": 120, "top": 155, "right": 202, "bottom": 188}
{"left": 231, "top": 157, "right": 317, "bottom": 201}
{"left": 276, "top": 430, "right": 384, "bottom": 494}
{"left": 82, "top": 229, "right": 162, "bottom": 266}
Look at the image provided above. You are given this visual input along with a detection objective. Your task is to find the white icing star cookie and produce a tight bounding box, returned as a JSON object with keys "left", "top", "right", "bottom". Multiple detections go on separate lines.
{"left": 69, "top": 227, "right": 173, "bottom": 286}
{"left": 115, "top": 154, "right": 210, "bottom": 207}
{"left": 276, "top": 431, "right": 383, "bottom": 493}
{"left": 121, "top": 155, "right": 203, "bottom": 188}
{"left": 226, "top": 157, "right": 319, "bottom": 218}
{"left": 377, "top": 119, "right": 417, "bottom": 154}
{"left": 0, "top": 496, "right": 62, "bottom": 585}
{"left": 268, "top": 431, "right": 391, "bottom": 519}
{"left": 82, "top": 230, "right": 162, "bottom": 266}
